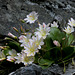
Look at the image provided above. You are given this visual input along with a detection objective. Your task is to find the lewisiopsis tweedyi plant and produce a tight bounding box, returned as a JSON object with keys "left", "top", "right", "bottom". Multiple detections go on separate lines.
{"left": 0, "top": 11, "right": 75, "bottom": 72}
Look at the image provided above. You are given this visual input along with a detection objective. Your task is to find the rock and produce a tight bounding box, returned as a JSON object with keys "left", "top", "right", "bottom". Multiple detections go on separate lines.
{"left": 9, "top": 63, "right": 75, "bottom": 75}
{"left": 9, "top": 64, "right": 54, "bottom": 75}
{"left": 0, "top": 0, "right": 53, "bottom": 36}
{"left": 9, "top": 64, "right": 45, "bottom": 75}
{"left": 41, "top": 69, "right": 53, "bottom": 75}
{"left": 39, "top": 0, "right": 75, "bottom": 27}
{"left": 0, "top": 0, "right": 75, "bottom": 36}
{"left": 48, "top": 64, "right": 75, "bottom": 75}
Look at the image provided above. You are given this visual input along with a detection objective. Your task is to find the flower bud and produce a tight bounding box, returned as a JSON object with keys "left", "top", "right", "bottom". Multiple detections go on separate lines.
{"left": 53, "top": 40, "right": 60, "bottom": 47}
{"left": 13, "top": 27, "right": 18, "bottom": 32}
{"left": 8, "top": 32, "right": 16, "bottom": 38}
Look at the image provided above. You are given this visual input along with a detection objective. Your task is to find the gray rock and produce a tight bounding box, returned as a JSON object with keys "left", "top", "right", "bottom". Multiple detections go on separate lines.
{"left": 39, "top": 0, "right": 75, "bottom": 26}
{"left": 0, "top": 0, "right": 53, "bottom": 36}
{"left": 48, "top": 64, "right": 75, "bottom": 75}
{"left": 9, "top": 63, "right": 75, "bottom": 75}
{"left": 9, "top": 64, "right": 42, "bottom": 75}
{"left": 0, "top": 0, "right": 75, "bottom": 36}
{"left": 41, "top": 69, "right": 53, "bottom": 75}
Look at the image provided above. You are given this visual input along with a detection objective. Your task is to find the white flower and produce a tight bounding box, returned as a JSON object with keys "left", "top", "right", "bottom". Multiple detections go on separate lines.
{"left": 24, "top": 11, "right": 38, "bottom": 24}
{"left": 14, "top": 53, "right": 22, "bottom": 64}
{"left": 15, "top": 51, "right": 34, "bottom": 66}
{"left": 0, "top": 50, "right": 5, "bottom": 61}
{"left": 31, "top": 36, "right": 44, "bottom": 49}
{"left": 51, "top": 21, "right": 58, "bottom": 28}
{"left": 63, "top": 25, "right": 74, "bottom": 34}
{"left": 19, "top": 33, "right": 32, "bottom": 47}
{"left": 24, "top": 40, "right": 39, "bottom": 56}
{"left": 53, "top": 40, "right": 60, "bottom": 47}
{"left": 68, "top": 18, "right": 75, "bottom": 27}
{"left": 35, "top": 23, "right": 50, "bottom": 39}
{"left": 7, "top": 49, "right": 17, "bottom": 62}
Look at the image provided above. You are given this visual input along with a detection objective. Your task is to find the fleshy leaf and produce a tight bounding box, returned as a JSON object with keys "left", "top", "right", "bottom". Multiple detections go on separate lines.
{"left": 3, "top": 48, "right": 10, "bottom": 56}
{"left": 7, "top": 41, "right": 23, "bottom": 52}
{"left": 67, "top": 34, "right": 74, "bottom": 45}
{"left": 62, "top": 46, "right": 74, "bottom": 60}
{"left": 49, "top": 47, "right": 61, "bottom": 62}
{"left": 44, "top": 36, "right": 55, "bottom": 51}
{"left": 49, "top": 27, "right": 65, "bottom": 43}
{"left": 62, "top": 34, "right": 74, "bottom": 47}
{"left": 38, "top": 58, "right": 54, "bottom": 66}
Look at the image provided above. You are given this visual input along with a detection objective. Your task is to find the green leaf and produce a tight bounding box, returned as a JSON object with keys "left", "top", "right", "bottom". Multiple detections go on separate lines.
{"left": 7, "top": 41, "right": 23, "bottom": 52}
{"left": 74, "top": 47, "right": 75, "bottom": 53}
{"left": 38, "top": 58, "right": 54, "bottom": 66}
{"left": 62, "top": 34, "right": 74, "bottom": 47}
{"left": 49, "top": 47, "right": 61, "bottom": 62}
{"left": 43, "top": 51, "right": 51, "bottom": 60}
{"left": 67, "top": 34, "right": 74, "bottom": 45}
{"left": 44, "top": 36, "right": 54, "bottom": 50}
{"left": 62, "top": 47, "right": 74, "bottom": 60}
{"left": 49, "top": 27, "right": 65, "bottom": 43}
{"left": 34, "top": 54, "right": 39, "bottom": 64}
{"left": 3, "top": 48, "right": 12, "bottom": 55}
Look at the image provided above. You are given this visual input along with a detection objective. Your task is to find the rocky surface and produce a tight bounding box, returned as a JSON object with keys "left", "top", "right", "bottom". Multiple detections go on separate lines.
{"left": 0, "top": 0, "right": 75, "bottom": 36}
{"left": 9, "top": 64, "right": 75, "bottom": 75}
{"left": 39, "top": 0, "right": 75, "bottom": 27}
{"left": 0, "top": 0, "right": 53, "bottom": 36}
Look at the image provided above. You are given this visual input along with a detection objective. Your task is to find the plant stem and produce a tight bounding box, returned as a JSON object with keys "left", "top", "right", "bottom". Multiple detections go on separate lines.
{"left": 63, "top": 62, "right": 66, "bottom": 73}
{"left": 60, "top": 47, "right": 63, "bottom": 60}
{"left": 72, "top": 57, "right": 75, "bottom": 66}
{"left": 36, "top": 20, "right": 40, "bottom": 25}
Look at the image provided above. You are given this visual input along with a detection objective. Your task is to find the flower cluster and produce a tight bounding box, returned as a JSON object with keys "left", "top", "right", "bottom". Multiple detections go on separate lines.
{"left": 0, "top": 11, "right": 75, "bottom": 68}
{"left": 16, "top": 23, "right": 50, "bottom": 65}
{"left": 63, "top": 18, "right": 75, "bottom": 34}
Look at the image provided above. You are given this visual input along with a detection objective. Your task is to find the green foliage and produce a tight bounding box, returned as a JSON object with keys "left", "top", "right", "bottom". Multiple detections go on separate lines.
{"left": 49, "top": 27, "right": 65, "bottom": 43}
{"left": 7, "top": 41, "right": 23, "bottom": 52}
{"left": 67, "top": 34, "right": 74, "bottom": 46}
{"left": 0, "top": 22, "right": 75, "bottom": 73}
{"left": 49, "top": 47, "right": 61, "bottom": 62}
{"left": 43, "top": 51, "right": 51, "bottom": 59}
{"left": 3, "top": 48, "right": 11, "bottom": 56}
{"left": 37, "top": 27, "right": 75, "bottom": 69}
{"left": 62, "top": 34, "right": 74, "bottom": 47}
{"left": 44, "top": 36, "right": 55, "bottom": 50}
{"left": 38, "top": 58, "right": 54, "bottom": 69}
{"left": 62, "top": 47, "right": 74, "bottom": 60}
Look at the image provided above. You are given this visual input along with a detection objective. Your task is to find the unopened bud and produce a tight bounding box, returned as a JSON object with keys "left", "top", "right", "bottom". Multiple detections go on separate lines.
{"left": 13, "top": 27, "right": 18, "bottom": 32}
{"left": 53, "top": 40, "right": 60, "bottom": 47}
{"left": 21, "top": 33, "right": 27, "bottom": 35}
{"left": 8, "top": 32, "right": 16, "bottom": 38}
{"left": 20, "top": 26, "right": 25, "bottom": 33}
{"left": 20, "top": 19, "right": 25, "bottom": 23}
{"left": 62, "top": 38, "right": 65, "bottom": 40}
{"left": 0, "top": 46, "right": 7, "bottom": 49}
